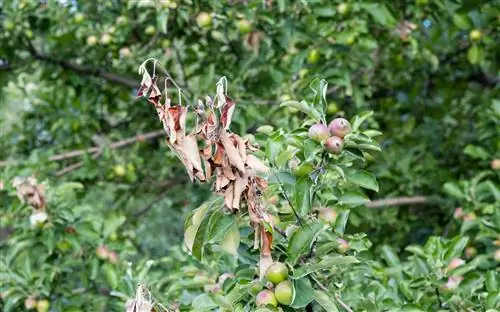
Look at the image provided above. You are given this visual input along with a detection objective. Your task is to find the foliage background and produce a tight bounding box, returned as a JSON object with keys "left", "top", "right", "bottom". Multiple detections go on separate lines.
{"left": 0, "top": 0, "right": 498, "bottom": 311}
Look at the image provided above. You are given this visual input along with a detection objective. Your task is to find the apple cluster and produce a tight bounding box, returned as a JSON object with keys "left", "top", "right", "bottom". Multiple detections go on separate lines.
{"left": 308, "top": 118, "right": 351, "bottom": 154}
{"left": 254, "top": 262, "right": 293, "bottom": 308}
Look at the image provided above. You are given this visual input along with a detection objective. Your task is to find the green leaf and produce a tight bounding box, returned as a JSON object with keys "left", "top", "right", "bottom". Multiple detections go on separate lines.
{"left": 280, "top": 100, "right": 322, "bottom": 121}
{"left": 192, "top": 294, "right": 217, "bottom": 311}
{"left": 314, "top": 290, "right": 340, "bottom": 312}
{"left": 463, "top": 144, "right": 490, "bottom": 160}
{"left": 381, "top": 245, "right": 400, "bottom": 267}
{"left": 192, "top": 209, "right": 214, "bottom": 260}
{"left": 334, "top": 211, "right": 350, "bottom": 235}
{"left": 452, "top": 14, "right": 471, "bottom": 30}
{"left": 221, "top": 224, "right": 240, "bottom": 256}
{"left": 288, "top": 221, "right": 324, "bottom": 264}
{"left": 351, "top": 111, "right": 374, "bottom": 131}
{"left": 293, "top": 256, "right": 359, "bottom": 279}
{"left": 362, "top": 4, "right": 397, "bottom": 27}
{"left": 291, "top": 278, "right": 314, "bottom": 308}
{"left": 347, "top": 170, "right": 379, "bottom": 192}
{"left": 443, "top": 182, "right": 465, "bottom": 199}
{"left": 340, "top": 190, "right": 370, "bottom": 206}
{"left": 444, "top": 235, "right": 469, "bottom": 262}
{"left": 294, "top": 177, "right": 312, "bottom": 215}
{"left": 103, "top": 264, "right": 119, "bottom": 289}
{"left": 467, "top": 45, "right": 484, "bottom": 64}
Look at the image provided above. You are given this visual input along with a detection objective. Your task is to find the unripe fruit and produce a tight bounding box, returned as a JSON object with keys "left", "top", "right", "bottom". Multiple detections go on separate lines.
{"left": 25, "top": 296, "right": 37, "bottom": 309}
{"left": 119, "top": 47, "right": 131, "bottom": 58}
{"left": 465, "top": 247, "right": 477, "bottom": 259}
{"left": 116, "top": 16, "right": 128, "bottom": 25}
{"left": 162, "top": 39, "right": 171, "bottom": 49}
{"left": 337, "top": 3, "right": 349, "bottom": 15}
{"left": 100, "top": 33, "right": 112, "bottom": 45}
{"left": 265, "top": 262, "right": 288, "bottom": 284}
{"left": 299, "top": 68, "right": 309, "bottom": 78}
{"left": 86, "top": 35, "right": 98, "bottom": 46}
{"left": 328, "top": 118, "right": 351, "bottom": 138}
{"left": 36, "top": 300, "right": 50, "bottom": 312}
{"left": 318, "top": 208, "right": 337, "bottom": 224}
{"left": 256, "top": 290, "right": 278, "bottom": 307}
{"left": 74, "top": 13, "right": 85, "bottom": 24}
{"left": 453, "top": 207, "right": 464, "bottom": 219}
{"left": 30, "top": 211, "right": 48, "bottom": 228}
{"left": 491, "top": 159, "right": 500, "bottom": 170}
{"left": 463, "top": 212, "right": 476, "bottom": 221}
{"left": 274, "top": 280, "right": 293, "bottom": 305}
{"left": 327, "top": 102, "right": 338, "bottom": 114}
{"left": 236, "top": 19, "right": 252, "bottom": 34}
{"left": 495, "top": 249, "right": 500, "bottom": 262}
{"left": 336, "top": 238, "right": 349, "bottom": 253}
{"left": 196, "top": 12, "right": 212, "bottom": 28}
{"left": 145, "top": 25, "right": 156, "bottom": 35}
{"left": 250, "top": 279, "right": 264, "bottom": 295}
{"left": 416, "top": 0, "right": 428, "bottom": 5}
{"left": 114, "top": 165, "right": 126, "bottom": 177}
{"left": 96, "top": 245, "right": 109, "bottom": 260}
{"left": 308, "top": 123, "right": 329, "bottom": 142}
{"left": 3, "top": 20, "right": 14, "bottom": 30}
{"left": 108, "top": 251, "right": 118, "bottom": 264}
{"left": 346, "top": 35, "right": 356, "bottom": 45}
{"left": 307, "top": 49, "right": 320, "bottom": 64}
{"left": 324, "top": 136, "right": 343, "bottom": 154}
{"left": 446, "top": 258, "right": 465, "bottom": 272}
{"left": 441, "top": 276, "right": 463, "bottom": 292}
{"left": 469, "top": 29, "right": 482, "bottom": 41}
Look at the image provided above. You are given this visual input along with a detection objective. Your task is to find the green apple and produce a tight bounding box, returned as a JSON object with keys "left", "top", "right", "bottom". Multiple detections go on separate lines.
{"left": 100, "top": 33, "right": 112, "bottom": 45}
{"left": 275, "top": 280, "right": 293, "bottom": 305}
{"left": 114, "top": 165, "right": 126, "bottom": 177}
{"left": 145, "top": 25, "right": 156, "bottom": 35}
{"left": 469, "top": 29, "right": 482, "bottom": 41}
{"left": 74, "top": 13, "right": 85, "bottom": 24}
{"left": 307, "top": 49, "right": 320, "bottom": 64}
{"left": 337, "top": 3, "right": 349, "bottom": 15}
{"left": 265, "top": 262, "right": 288, "bottom": 284}
{"left": 36, "top": 300, "right": 50, "bottom": 312}
{"left": 237, "top": 19, "right": 252, "bottom": 34}
{"left": 196, "top": 12, "right": 212, "bottom": 28}
{"left": 86, "top": 35, "right": 98, "bottom": 46}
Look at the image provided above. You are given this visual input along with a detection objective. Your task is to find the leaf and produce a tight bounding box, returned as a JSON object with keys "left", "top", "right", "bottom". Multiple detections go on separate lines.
{"left": 221, "top": 224, "right": 240, "bottom": 256}
{"left": 293, "top": 256, "right": 359, "bottom": 279}
{"left": 351, "top": 111, "right": 374, "bottom": 131}
{"left": 443, "top": 182, "right": 465, "bottom": 199}
{"left": 363, "top": 4, "right": 397, "bottom": 27}
{"left": 463, "top": 144, "right": 490, "bottom": 160}
{"left": 467, "top": 45, "right": 484, "bottom": 64}
{"left": 347, "top": 170, "right": 379, "bottom": 192}
{"left": 157, "top": 10, "right": 169, "bottom": 34}
{"left": 334, "top": 211, "right": 350, "bottom": 235}
{"left": 280, "top": 100, "right": 323, "bottom": 121}
{"left": 192, "top": 208, "right": 213, "bottom": 260}
{"left": 444, "top": 235, "right": 469, "bottom": 262}
{"left": 294, "top": 177, "right": 312, "bottom": 215}
{"left": 103, "top": 214, "right": 126, "bottom": 238}
{"left": 192, "top": 294, "right": 217, "bottom": 311}
{"left": 314, "top": 290, "right": 340, "bottom": 312}
{"left": 287, "top": 221, "right": 324, "bottom": 264}
{"left": 340, "top": 190, "right": 370, "bottom": 206}
{"left": 381, "top": 245, "right": 400, "bottom": 267}
{"left": 291, "top": 278, "right": 314, "bottom": 308}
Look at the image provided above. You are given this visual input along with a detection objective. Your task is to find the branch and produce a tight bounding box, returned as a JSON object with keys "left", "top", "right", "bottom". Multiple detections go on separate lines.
{"left": 26, "top": 42, "right": 138, "bottom": 89}
{"left": 366, "top": 196, "right": 428, "bottom": 208}
{"left": 0, "top": 130, "right": 165, "bottom": 167}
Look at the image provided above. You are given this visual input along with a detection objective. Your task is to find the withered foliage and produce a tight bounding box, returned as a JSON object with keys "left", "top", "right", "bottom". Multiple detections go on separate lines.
{"left": 12, "top": 176, "right": 46, "bottom": 210}
{"left": 137, "top": 61, "right": 275, "bottom": 277}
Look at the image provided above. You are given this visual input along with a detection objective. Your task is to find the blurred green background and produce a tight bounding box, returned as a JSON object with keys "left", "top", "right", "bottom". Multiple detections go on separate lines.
{"left": 0, "top": 0, "right": 498, "bottom": 311}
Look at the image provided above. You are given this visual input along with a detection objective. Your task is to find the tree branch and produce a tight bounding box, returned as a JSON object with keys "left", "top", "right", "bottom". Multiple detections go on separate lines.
{"left": 26, "top": 42, "right": 138, "bottom": 89}
{"left": 0, "top": 130, "right": 165, "bottom": 167}
{"left": 366, "top": 196, "right": 428, "bottom": 208}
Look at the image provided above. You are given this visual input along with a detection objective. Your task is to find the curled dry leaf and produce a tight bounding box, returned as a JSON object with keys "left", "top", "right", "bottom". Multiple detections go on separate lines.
{"left": 12, "top": 176, "right": 46, "bottom": 210}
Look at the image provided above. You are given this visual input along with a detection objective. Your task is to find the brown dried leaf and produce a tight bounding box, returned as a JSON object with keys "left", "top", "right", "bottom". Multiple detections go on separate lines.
{"left": 224, "top": 183, "right": 235, "bottom": 209}
{"left": 213, "top": 143, "right": 225, "bottom": 165}
{"left": 183, "top": 134, "right": 204, "bottom": 176}
{"left": 147, "top": 77, "right": 162, "bottom": 105}
{"left": 232, "top": 173, "right": 249, "bottom": 210}
{"left": 220, "top": 131, "right": 245, "bottom": 173}
{"left": 220, "top": 96, "right": 236, "bottom": 130}
{"left": 222, "top": 158, "right": 236, "bottom": 180}
{"left": 246, "top": 154, "right": 269, "bottom": 174}
{"left": 137, "top": 70, "right": 152, "bottom": 97}
{"left": 215, "top": 168, "right": 230, "bottom": 191}
{"left": 233, "top": 134, "right": 247, "bottom": 163}
{"left": 203, "top": 159, "right": 213, "bottom": 179}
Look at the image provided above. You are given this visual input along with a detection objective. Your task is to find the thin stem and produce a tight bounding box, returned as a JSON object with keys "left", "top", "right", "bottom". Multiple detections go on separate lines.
{"left": 273, "top": 172, "right": 302, "bottom": 226}
{"left": 335, "top": 294, "right": 354, "bottom": 312}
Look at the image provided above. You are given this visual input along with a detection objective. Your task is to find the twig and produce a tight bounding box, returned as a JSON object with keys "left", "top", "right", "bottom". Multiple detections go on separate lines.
{"left": 54, "top": 149, "right": 103, "bottom": 176}
{"left": 273, "top": 225, "right": 287, "bottom": 237}
{"left": 0, "top": 130, "right": 165, "bottom": 167}
{"left": 366, "top": 196, "right": 428, "bottom": 208}
{"left": 335, "top": 294, "right": 354, "bottom": 312}
{"left": 273, "top": 173, "right": 302, "bottom": 226}
{"left": 131, "top": 179, "right": 186, "bottom": 219}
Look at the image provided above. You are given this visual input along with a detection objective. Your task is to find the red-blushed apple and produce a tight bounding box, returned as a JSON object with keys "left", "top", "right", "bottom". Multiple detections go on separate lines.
{"left": 324, "top": 136, "right": 343, "bottom": 154}
{"left": 328, "top": 118, "right": 351, "bottom": 138}
{"left": 308, "top": 123, "right": 329, "bottom": 142}
{"left": 256, "top": 290, "right": 278, "bottom": 307}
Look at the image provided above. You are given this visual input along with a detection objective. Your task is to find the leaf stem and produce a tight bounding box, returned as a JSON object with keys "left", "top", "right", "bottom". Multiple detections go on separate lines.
{"left": 273, "top": 172, "right": 303, "bottom": 226}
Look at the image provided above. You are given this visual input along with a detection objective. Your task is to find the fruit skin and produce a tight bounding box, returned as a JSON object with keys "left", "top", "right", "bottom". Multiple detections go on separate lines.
{"left": 324, "top": 136, "right": 343, "bottom": 155}
{"left": 119, "top": 47, "right": 131, "bottom": 58}
{"left": 469, "top": 29, "right": 482, "bottom": 41}
{"left": 265, "top": 262, "right": 289, "bottom": 284}
{"left": 250, "top": 279, "right": 264, "bottom": 295}
{"left": 307, "top": 49, "right": 320, "bottom": 64}
{"left": 336, "top": 238, "right": 349, "bottom": 253}
{"left": 196, "top": 12, "right": 212, "bottom": 28}
{"left": 446, "top": 258, "right": 465, "bottom": 272}
{"left": 74, "top": 13, "right": 85, "bottom": 24}
{"left": 318, "top": 208, "right": 337, "bottom": 224}
{"left": 308, "top": 123, "right": 329, "bottom": 142}
{"left": 491, "top": 159, "right": 500, "bottom": 170}
{"left": 100, "top": 33, "right": 112, "bottom": 45}
{"left": 328, "top": 118, "right": 351, "bottom": 138}
{"left": 36, "top": 300, "right": 50, "bottom": 312}
{"left": 96, "top": 245, "right": 109, "bottom": 260}
{"left": 145, "top": 25, "right": 156, "bottom": 35}
{"left": 25, "top": 296, "right": 37, "bottom": 309}
{"left": 494, "top": 249, "right": 500, "bottom": 262}
{"left": 337, "top": 3, "right": 349, "bottom": 15}
{"left": 274, "top": 280, "right": 293, "bottom": 305}
{"left": 465, "top": 247, "right": 477, "bottom": 259}
{"left": 114, "top": 165, "right": 126, "bottom": 177}
{"left": 236, "top": 19, "right": 252, "bottom": 34}
{"left": 86, "top": 35, "right": 98, "bottom": 46}
{"left": 441, "top": 276, "right": 463, "bottom": 292}
{"left": 256, "top": 290, "right": 278, "bottom": 307}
